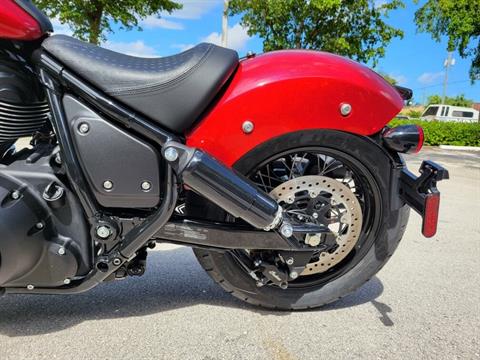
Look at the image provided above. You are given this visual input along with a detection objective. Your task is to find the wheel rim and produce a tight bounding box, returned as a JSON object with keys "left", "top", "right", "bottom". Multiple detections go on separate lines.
{"left": 231, "top": 146, "right": 382, "bottom": 289}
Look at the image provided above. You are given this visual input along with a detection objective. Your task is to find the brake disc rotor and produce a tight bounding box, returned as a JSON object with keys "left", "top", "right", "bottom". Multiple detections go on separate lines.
{"left": 270, "top": 175, "right": 363, "bottom": 275}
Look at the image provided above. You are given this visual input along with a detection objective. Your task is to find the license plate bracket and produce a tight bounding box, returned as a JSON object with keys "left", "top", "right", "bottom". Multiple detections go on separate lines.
{"left": 399, "top": 160, "right": 449, "bottom": 237}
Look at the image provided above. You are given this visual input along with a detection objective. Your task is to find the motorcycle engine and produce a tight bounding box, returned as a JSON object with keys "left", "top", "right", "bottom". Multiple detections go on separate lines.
{"left": 0, "top": 145, "right": 91, "bottom": 289}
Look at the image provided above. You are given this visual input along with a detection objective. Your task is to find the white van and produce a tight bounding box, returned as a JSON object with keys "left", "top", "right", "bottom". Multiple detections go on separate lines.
{"left": 421, "top": 104, "right": 479, "bottom": 122}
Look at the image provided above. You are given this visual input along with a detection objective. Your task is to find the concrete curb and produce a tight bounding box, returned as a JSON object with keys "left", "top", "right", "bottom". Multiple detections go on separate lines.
{"left": 439, "top": 145, "right": 480, "bottom": 152}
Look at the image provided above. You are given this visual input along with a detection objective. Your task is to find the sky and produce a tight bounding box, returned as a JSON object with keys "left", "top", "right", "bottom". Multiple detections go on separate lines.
{"left": 52, "top": 0, "right": 479, "bottom": 104}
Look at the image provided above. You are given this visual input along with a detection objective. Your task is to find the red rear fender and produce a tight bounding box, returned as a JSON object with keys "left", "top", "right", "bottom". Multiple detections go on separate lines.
{"left": 186, "top": 50, "right": 403, "bottom": 166}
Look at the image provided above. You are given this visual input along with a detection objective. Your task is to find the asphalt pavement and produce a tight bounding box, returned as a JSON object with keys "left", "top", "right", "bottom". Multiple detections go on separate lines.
{"left": 0, "top": 147, "right": 479, "bottom": 359}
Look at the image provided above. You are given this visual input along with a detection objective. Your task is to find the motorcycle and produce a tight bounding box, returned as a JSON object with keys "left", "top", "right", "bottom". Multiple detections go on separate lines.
{"left": 0, "top": 0, "right": 448, "bottom": 310}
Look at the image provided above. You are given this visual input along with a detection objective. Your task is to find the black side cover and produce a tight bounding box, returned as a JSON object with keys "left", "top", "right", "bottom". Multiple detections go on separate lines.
{"left": 63, "top": 95, "right": 161, "bottom": 208}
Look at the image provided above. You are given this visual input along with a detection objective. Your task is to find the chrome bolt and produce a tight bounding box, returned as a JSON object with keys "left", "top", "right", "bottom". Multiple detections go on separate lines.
{"left": 141, "top": 181, "right": 152, "bottom": 191}
{"left": 164, "top": 147, "right": 179, "bottom": 162}
{"left": 11, "top": 190, "right": 20, "bottom": 200}
{"left": 27, "top": 284, "right": 35, "bottom": 290}
{"left": 286, "top": 257, "right": 294, "bottom": 266}
{"left": 340, "top": 103, "right": 352, "bottom": 116}
{"left": 58, "top": 247, "right": 66, "bottom": 255}
{"left": 78, "top": 123, "right": 90, "bottom": 134}
{"left": 290, "top": 271, "right": 299, "bottom": 279}
{"left": 309, "top": 191, "right": 317, "bottom": 198}
{"left": 96, "top": 226, "right": 111, "bottom": 239}
{"left": 253, "top": 259, "right": 262, "bottom": 267}
{"left": 312, "top": 212, "right": 319, "bottom": 219}
{"left": 103, "top": 180, "right": 114, "bottom": 191}
{"left": 280, "top": 223, "right": 293, "bottom": 238}
{"left": 287, "top": 197, "right": 295, "bottom": 204}
{"left": 242, "top": 120, "right": 254, "bottom": 134}
{"left": 63, "top": 278, "right": 71, "bottom": 285}
{"left": 35, "top": 222, "right": 44, "bottom": 230}
{"left": 112, "top": 258, "right": 122, "bottom": 266}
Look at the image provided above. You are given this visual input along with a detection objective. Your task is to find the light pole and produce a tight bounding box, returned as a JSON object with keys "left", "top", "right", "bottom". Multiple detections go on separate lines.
{"left": 442, "top": 52, "right": 455, "bottom": 104}
{"left": 221, "top": 0, "right": 229, "bottom": 47}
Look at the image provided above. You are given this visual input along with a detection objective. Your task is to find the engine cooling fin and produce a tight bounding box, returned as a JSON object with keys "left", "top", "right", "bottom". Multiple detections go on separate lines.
{"left": 0, "top": 100, "right": 50, "bottom": 142}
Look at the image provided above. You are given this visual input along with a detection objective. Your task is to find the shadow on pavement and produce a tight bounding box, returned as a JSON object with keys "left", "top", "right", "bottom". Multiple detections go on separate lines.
{"left": 0, "top": 247, "right": 386, "bottom": 337}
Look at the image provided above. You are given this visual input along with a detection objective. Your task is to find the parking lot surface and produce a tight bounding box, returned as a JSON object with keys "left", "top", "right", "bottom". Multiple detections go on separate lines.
{"left": 1, "top": 147, "right": 479, "bottom": 359}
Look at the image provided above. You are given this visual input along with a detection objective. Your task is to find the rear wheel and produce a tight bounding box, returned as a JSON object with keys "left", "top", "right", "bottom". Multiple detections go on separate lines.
{"left": 190, "top": 130, "right": 409, "bottom": 310}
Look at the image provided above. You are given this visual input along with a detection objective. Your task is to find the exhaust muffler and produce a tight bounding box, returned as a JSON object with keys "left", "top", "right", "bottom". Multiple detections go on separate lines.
{"left": 162, "top": 142, "right": 282, "bottom": 230}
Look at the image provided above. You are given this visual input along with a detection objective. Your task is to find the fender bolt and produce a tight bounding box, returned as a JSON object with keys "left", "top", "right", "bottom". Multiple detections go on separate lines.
{"left": 340, "top": 103, "right": 352, "bottom": 116}
{"left": 58, "top": 247, "right": 66, "bottom": 255}
{"left": 11, "top": 191, "right": 20, "bottom": 200}
{"left": 35, "top": 222, "right": 44, "bottom": 230}
{"left": 27, "top": 284, "right": 34, "bottom": 290}
{"left": 242, "top": 121, "right": 254, "bottom": 134}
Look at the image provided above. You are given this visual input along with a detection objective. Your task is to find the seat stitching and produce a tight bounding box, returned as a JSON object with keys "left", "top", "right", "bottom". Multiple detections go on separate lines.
{"left": 44, "top": 37, "right": 212, "bottom": 92}
{"left": 105, "top": 46, "right": 214, "bottom": 95}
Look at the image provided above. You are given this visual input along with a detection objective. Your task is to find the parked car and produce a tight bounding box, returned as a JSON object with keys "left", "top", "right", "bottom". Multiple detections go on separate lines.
{"left": 421, "top": 104, "right": 479, "bottom": 122}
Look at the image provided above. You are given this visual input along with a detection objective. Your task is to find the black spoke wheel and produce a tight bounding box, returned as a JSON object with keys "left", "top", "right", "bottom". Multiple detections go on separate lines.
{"left": 234, "top": 146, "right": 379, "bottom": 288}
{"left": 190, "top": 130, "right": 410, "bottom": 309}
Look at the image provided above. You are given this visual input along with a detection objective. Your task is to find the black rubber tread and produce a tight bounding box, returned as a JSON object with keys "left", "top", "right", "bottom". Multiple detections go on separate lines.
{"left": 194, "top": 206, "right": 408, "bottom": 310}
{"left": 191, "top": 129, "right": 410, "bottom": 310}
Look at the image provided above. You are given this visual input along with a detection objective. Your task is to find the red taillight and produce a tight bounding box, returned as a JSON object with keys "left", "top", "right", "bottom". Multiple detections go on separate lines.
{"left": 422, "top": 192, "right": 440, "bottom": 237}
{"left": 414, "top": 125, "right": 424, "bottom": 153}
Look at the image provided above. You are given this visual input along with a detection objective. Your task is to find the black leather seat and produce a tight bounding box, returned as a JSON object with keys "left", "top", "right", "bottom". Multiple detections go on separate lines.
{"left": 42, "top": 35, "right": 239, "bottom": 133}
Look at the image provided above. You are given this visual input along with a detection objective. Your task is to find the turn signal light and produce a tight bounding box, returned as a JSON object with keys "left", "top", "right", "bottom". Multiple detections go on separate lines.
{"left": 422, "top": 192, "right": 440, "bottom": 238}
{"left": 383, "top": 125, "right": 424, "bottom": 154}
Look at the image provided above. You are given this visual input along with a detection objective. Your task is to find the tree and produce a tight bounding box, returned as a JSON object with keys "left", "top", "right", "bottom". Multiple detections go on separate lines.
{"left": 415, "top": 0, "right": 480, "bottom": 82}
{"left": 427, "top": 94, "right": 474, "bottom": 107}
{"left": 33, "top": 0, "right": 182, "bottom": 44}
{"left": 378, "top": 72, "right": 398, "bottom": 85}
{"left": 228, "top": 0, "right": 405, "bottom": 65}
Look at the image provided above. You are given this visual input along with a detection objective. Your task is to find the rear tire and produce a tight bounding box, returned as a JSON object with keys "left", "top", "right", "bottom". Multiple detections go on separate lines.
{"left": 190, "top": 130, "right": 410, "bottom": 310}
